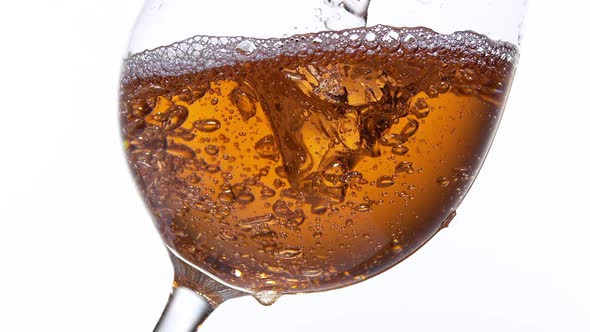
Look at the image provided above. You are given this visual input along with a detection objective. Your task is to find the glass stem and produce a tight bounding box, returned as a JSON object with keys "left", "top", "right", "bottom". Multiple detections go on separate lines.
{"left": 153, "top": 286, "right": 214, "bottom": 332}
{"left": 153, "top": 250, "right": 247, "bottom": 331}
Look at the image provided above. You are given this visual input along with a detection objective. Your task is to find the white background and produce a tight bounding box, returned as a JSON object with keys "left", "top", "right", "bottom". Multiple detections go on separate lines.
{"left": 1, "top": 1, "right": 589, "bottom": 331}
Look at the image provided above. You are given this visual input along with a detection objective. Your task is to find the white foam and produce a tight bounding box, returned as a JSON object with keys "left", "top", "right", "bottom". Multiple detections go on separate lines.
{"left": 122, "top": 25, "right": 518, "bottom": 83}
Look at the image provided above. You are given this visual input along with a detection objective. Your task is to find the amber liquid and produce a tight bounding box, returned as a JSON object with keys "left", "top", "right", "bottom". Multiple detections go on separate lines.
{"left": 121, "top": 26, "right": 517, "bottom": 295}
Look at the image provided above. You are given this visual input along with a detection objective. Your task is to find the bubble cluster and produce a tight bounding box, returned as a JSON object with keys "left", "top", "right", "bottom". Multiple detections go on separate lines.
{"left": 121, "top": 25, "right": 518, "bottom": 83}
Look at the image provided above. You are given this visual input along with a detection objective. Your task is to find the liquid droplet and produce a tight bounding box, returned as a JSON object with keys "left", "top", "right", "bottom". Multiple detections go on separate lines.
{"left": 441, "top": 210, "right": 457, "bottom": 229}
{"left": 253, "top": 290, "right": 281, "bottom": 306}
{"left": 193, "top": 119, "right": 221, "bottom": 132}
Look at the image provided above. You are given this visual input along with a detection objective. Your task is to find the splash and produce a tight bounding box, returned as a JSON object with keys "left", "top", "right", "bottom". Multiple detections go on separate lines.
{"left": 320, "top": 0, "right": 371, "bottom": 30}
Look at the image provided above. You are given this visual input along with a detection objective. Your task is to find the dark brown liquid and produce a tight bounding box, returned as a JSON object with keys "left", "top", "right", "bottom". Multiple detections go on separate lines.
{"left": 120, "top": 25, "right": 517, "bottom": 295}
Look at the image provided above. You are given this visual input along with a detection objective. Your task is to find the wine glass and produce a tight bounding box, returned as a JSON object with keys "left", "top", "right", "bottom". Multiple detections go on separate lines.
{"left": 119, "top": 0, "right": 527, "bottom": 330}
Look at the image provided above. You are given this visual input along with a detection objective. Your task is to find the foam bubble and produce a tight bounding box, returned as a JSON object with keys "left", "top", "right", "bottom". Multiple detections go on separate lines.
{"left": 121, "top": 25, "right": 518, "bottom": 83}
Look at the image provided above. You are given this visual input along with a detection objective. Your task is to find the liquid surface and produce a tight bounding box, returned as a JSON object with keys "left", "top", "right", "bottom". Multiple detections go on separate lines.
{"left": 120, "top": 25, "right": 517, "bottom": 295}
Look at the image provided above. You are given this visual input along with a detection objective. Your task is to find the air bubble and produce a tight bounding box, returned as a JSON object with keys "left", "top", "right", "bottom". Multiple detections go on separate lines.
{"left": 273, "top": 200, "right": 294, "bottom": 218}
{"left": 383, "top": 30, "right": 400, "bottom": 42}
{"left": 411, "top": 98, "right": 430, "bottom": 119}
{"left": 275, "top": 166, "right": 288, "bottom": 178}
{"left": 219, "top": 229, "right": 238, "bottom": 241}
{"left": 286, "top": 209, "right": 305, "bottom": 228}
{"left": 302, "top": 268, "right": 323, "bottom": 277}
{"left": 276, "top": 248, "right": 303, "bottom": 260}
{"left": 238, "top": 214, "right": 277, "bottom": 230}
{"left": 365, "top": 31, "right": 376, "bottom": 42}
{"left": 453, "top": 168, "right": 471, "bottom": 182}
{"left": 391, "top": 144, "right": 409, "bottom": 156}
{"left": 311, "top": 203, "right": 328, "bottom": 215}
{"left": 236, "top": 40, "right": 257, "bottom": 55}
{"left": 218, "top": 190, "right": 235, "bottom": 204}
{"left": 437, "top": 176, "right": 450, "bottom": 187}
{"left": 165, "top": 143, "right": 195, "bottom": 159}
{"left": 342, "top": 171, "right": 363, "bottom": 184}
{"left": 131, "top": 100, "right": 153, "bottom": 118}
{"left": 205, "top": 145, "right": 219, "bottom": 156}
{"left": 380, "top": 133, "right": 407, "bottom": 146}
{"left": 395, "top": 161, "right": 415, "bottom": 174}
{"left": 162, "top": 105, "right": 189, "bottom": 131}
{"left": 355, "top": 203, "right": 370, "bottom": 212}
{"left": 255, "top": 135, "right": 279, "bottom": 160}
{"left": 236, "top": 192, "right": 255, "bottom": 204}
{"left": 273, "top": 179, "right": 285, "bottom": 189}
{"left": 261, "top": 187, "right": 276, "bottom": 198}
{"left": 376, "top": 176, "right": 395, "bottom": 188}
{"left": 401, "top": 119, "right": 419, "bottom": 138}
{"left": 231, "top": 88, "right": 257, "bottom": 121}
{"left": 322, "top": 160, "right": 348, "bottom": 185}
{"left": 193, "top": 119, "right": 221, "bottom": 132}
